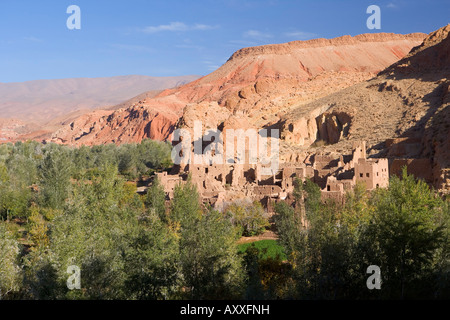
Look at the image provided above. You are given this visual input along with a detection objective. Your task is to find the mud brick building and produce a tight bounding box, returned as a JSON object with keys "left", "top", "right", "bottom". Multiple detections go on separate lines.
{"left": 154, "top": 141, "right": 389, "bottom": 211}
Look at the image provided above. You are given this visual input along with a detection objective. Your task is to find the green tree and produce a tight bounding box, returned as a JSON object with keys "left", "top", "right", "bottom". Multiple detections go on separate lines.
{"left": 145, "top": 177, "right": 167, "bottom": 223}
{"left": 170, "top": 179, "right": 202, "bottom": 226}
{"left": 242, "top": 243, "right": 292, "bottom": 300}
{"left": 341, "top": 182, "right": 371, "bottom": 234}
{"left": 361, "top": 168, "right": 447, "bottom": 299}
{"left": 138, "top": 139, "right": 173, "bottom": 173}
{"left": 226, "top": 200, "right": 270, "bottom": 237}
{"left": 274, "top": 184, "right": 360, "bottom": 299}
{"left": 303, "top": 178, "right": 322, "bottom": 220}
{"left": 171, "top": 181, "right": 244, "bottom": 299}
{"left": 0, "top": 153, "right": 35, "bottom": 220}
{"left": 179, "top": 208, "right": 244, "bottom": 299}
{"left": 24, "top": 164, "right": 136, "bottom": 299}
{"left": 27, "top": 205, "right": 50, "bottom": 250}
{"left": 38, "top": 148, "right": 73, "bottom": 210}
{"left": 48, "top": 191, "right": 135, "bottom": 298}
{"left": 242, "top": 245, "right": 266, "bottom": 300}
{"left": 118, "top": 145, "right": 138, "bottom": 178}
{"left": 273, "top": 202, "right": 305, "bottom": 261}
{"left": 123, "top": 216, "right": 180, "bottom": 300}
{"left": 0, "top": 224, "right": 22, "bottom": 299}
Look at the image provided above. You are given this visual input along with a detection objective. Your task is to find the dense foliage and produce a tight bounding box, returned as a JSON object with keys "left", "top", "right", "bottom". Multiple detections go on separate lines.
{"left": 273, "top": 173, "right": 450, "bottom": 299}
{"left": 0, "top": 140, "right": 245, "bottom": 300}
{"left": 0, "top": 140, "right": 449, "bottom": 300}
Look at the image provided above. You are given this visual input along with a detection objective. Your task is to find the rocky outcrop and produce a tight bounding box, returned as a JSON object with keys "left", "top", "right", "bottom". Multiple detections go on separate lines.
{"left": 316, "top": 112, "right": 352, "bottom": 144}
{"left": 280, "top": 104, "right": 332, "bottom": 146}
{"left": 228, "top": 33, "right": 426, "bottom": 61}
{"left": 50, "top": 106, "right": 177, "bottom": 146}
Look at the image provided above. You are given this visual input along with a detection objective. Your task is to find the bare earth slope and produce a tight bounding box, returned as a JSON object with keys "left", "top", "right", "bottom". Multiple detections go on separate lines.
{"left": 49, "top": 32, "right": 425, "bottom": 146}
{"left": 280, "top": 25, "right": 450, "bottom": 193}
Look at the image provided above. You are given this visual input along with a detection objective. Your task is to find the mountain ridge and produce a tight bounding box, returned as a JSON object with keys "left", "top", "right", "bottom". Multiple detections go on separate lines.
{"left": 47, "top": 31, "right": 426, "bottom": 146}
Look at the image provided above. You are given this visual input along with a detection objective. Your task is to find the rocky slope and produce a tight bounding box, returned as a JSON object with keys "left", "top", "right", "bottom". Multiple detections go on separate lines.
{"left": 279, "top": 25, "right": 450, "bottom": 193}
{"left": 48, "top": 32, "right": 425, "bottom": 146}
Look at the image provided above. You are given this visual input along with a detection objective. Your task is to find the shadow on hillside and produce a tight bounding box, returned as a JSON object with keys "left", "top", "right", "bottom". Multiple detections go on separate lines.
{"left": 379, "top": 31, "right": 450, "bottom": 83}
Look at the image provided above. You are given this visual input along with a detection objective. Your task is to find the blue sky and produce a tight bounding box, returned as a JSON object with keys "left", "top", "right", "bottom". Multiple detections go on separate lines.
{"left": 0, "top": 0, "right": 448, "bottom": 83}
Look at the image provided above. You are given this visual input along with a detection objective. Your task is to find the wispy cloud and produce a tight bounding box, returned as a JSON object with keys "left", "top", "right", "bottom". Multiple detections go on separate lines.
{"left": 386, "top": 2, "right": 398, "bottom": 8}
{"left": 141, "top": 22, "right": 218, "bottom": 34}
{"left": 203, "top": 60, "right": 224, "bottom": 72}
{"left": 283, "top": 31, "right": 317, "bottom": 40}
{"left": 243, "top": 30, "right": 273, "bottom": 40}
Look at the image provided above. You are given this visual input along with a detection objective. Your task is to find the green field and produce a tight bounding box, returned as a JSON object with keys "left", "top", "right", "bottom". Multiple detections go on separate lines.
{"left": 238, "top": 240, "right": 287, "bottom": 261}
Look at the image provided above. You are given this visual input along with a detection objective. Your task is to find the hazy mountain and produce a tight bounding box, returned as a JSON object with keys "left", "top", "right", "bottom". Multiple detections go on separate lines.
{"left": 0, "top": 75, "right": 200, "bottom": 125}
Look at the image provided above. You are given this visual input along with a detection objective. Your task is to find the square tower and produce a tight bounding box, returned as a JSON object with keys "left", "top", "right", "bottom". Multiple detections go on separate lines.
{"left": 355, "top": 158, "right": 389, "bottom": 190}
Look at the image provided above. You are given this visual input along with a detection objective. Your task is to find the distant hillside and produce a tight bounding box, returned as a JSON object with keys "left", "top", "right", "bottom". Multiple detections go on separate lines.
{"left": 0, "top": 75, "right": 200, "bottom": 125}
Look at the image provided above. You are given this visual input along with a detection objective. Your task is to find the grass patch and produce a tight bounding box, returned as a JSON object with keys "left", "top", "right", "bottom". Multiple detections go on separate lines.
{"left": 238, "top": 240, "right": 287, "bottom": 261}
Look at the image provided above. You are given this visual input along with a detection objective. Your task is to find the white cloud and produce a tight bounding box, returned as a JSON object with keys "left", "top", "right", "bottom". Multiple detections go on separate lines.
{"left": 141, "top": 22, "right": 217, "bottom": 34}
{"left": 243, "top": 30, "right": 273, "bottom": 39}
{"left": 386, "top": 2, "right": 398, "bottom": 8}
{"left": 283, "top": 31, "right": 317, "bottom": 40}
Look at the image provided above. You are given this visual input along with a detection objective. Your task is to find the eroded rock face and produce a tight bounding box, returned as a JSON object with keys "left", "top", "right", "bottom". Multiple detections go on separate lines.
{"left": 280, "top": 104, "right": 330, "bottom": 146}
{"left": 316, "top": 112, "right": 352, "bottom": 145}
{"left": 50, "top": 106, "right": 177, "bottom": 146}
